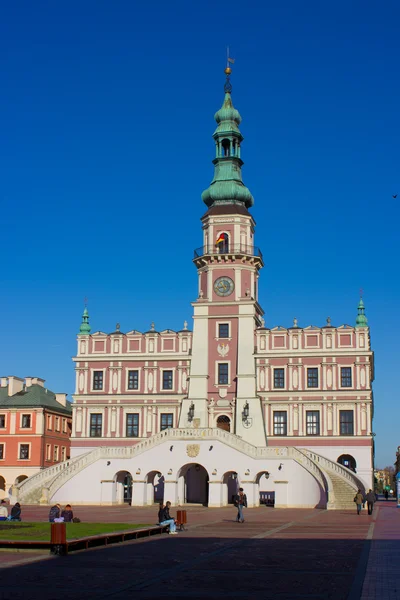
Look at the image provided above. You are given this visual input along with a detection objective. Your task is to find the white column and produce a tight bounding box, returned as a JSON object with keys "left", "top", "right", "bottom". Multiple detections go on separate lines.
{"left": 164, "top": 480, "right": 178, "bottom": 505}
{"left": 131, "top": 481, "right": 146, "bottom": 506}
{"left": 208, "top": 481, "right": 222, "bottom": 508}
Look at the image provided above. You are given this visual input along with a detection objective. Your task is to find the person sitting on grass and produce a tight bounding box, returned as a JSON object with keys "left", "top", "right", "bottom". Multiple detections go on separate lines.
{"left": 0, "top": 499, "right": 8, "bottom": 521}
{"left": 158, "top": 501, "right": 177, "bottom": 535}
{"left": 61, "top": 504, "right": 74, "bottom": 523}
{"left": 9, "top": 502, "right": 21, "bottom": 521}
{"left": 48, "top": 503, "right": 61, "bottom": 522}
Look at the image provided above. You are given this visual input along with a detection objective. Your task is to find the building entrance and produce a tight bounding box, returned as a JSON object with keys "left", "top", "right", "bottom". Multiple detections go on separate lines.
{"left": 177, "top": 463, "right": 209, "bottom": 505}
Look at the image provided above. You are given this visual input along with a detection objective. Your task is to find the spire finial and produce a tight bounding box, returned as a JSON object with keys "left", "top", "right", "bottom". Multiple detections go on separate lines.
{"left": 79, "top": 303, "right": 91, "bottom": 335}
{"left": 293, "top": 317, "right": 298, "bottom": 328}
{"left": 224, "top": 48, "right": 234, "bottom": 92}
{"left": 355, "top": 292, "right": 368, "bottom": 328}
{"left": 183, "top": 320, "right": 188, "bottom": 330}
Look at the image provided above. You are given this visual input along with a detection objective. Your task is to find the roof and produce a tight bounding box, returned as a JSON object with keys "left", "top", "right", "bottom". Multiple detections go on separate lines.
{"left": 0, "top": 384, "right": 72, "bottom": 416}
{"left": 203, "top": 204, "right": 251, "bottom": 218}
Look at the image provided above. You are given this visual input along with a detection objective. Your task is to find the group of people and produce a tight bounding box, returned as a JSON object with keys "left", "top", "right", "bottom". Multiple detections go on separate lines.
{"left": 0, "top": 499, "right": 22, "bottom": 521}
{"left": 48, "top": 503, "right": 75, "bottom": 523}
{"left": 354, "top": 488, "right": 377, "bottom": 515}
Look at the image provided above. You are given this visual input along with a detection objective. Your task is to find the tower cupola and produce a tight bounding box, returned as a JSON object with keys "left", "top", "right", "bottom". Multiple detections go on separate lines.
{"left": 355, "top": 296, "right": 368, "bottom": 328}
{"left": 201, "top": 68, "right": 254, "bottom": 209}
{"left": 79, "top": 306, "right": 91, "bottom": 335}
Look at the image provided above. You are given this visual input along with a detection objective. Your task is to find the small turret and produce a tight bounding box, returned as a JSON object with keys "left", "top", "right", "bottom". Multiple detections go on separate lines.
{"left": 355, "top": 296, "right": 368, "bottom": 328}
{"left": 79, "top": 306, "right": 91, "bottom": 335}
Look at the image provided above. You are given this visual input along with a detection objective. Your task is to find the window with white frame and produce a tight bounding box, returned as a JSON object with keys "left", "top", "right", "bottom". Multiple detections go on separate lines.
{"left": 19, "top": 444, "right": 30, "bottom": 460}
{"left": 307, "top": 368, "right": 319, "bottom": 388}
{"left": 0, "top": 444, "right": 4, "bottom": 459}
{"left": 341, "top": 367, "right": 352, "bottom": 387}
{"left": 46, "top": 444, "right": 51, "bottom": 460}
{"left": 273, "top": 369, "right": 285, "bottom": 389}
{"left": 339, "top": 410, "right": 354, "bottom": 435}
{"left": 306, "top": 411, "right": 320, "bottom": 435}
{"left": 63, "top": 419, "right": 67, "bottom": 433}
{"left": 61, "top": 447, "right": 67, "bottom": 462}
{"left": 218, "top": 323, "right": 230, "bottom": 338}
{"left": 0, "top": 414, "right": 5, "bottom": 428}
{"left": 162, "top": 370, "right": 173, "bottom": 390}
{"left": 160, "top": 414, "right": 173, "bottom": 430}
{"left": 218, "top": 363, "right": 229, "bottom": 385}
{"left": 126, "top": 413, "right": 139, "bottom": 437}
{"left": 53, "top": 446, "right": 59, "bottom": 461}
{"left": 47, "top": 414, "right": 52, "bottom": 430}
{"left": 273, "top": 411, "right": 287, "bottom": 435}
{"left": 55, "top": 417, "right": 60, "bottom": 431}
{"left": 21, "top": 414, "right": 31, "bottom": 428}
{"left": 90, "top": 413, "right": 102, "bottom": 437}
{"left": 128, "top": 370, "right": 139, "bottom": 390}
{"left": 93, "top": 371, "right": 104, "bottom": 390}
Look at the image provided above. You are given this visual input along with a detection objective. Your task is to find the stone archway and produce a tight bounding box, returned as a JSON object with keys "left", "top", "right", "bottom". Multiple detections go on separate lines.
{"left": 145, "top": 471, "right": 164, "bottom": 505}
{"left": 113, "top": 471, "right": 133, "bottom": 504}
{"left": 217, "top": 415, "right": 231, "bottom": 432}
{"left": 256, "top": 471, "right": 274, "bottom": 506}
{"left": 222, "top": 471, "right": 239, "bottom": 505}
{"left": 177, "top": 463, "right": 209, "bottom": 505}
{"left": 14, "top": 475, "right": 28, "bottom": 485}
{"left": 337, "top": 454, "right": 357, "bottom": 473}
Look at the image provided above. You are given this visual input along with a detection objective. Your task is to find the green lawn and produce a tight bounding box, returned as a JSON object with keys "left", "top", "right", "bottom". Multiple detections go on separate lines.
{"left": 0, "top": 522, "right": 150, "bottom": 541}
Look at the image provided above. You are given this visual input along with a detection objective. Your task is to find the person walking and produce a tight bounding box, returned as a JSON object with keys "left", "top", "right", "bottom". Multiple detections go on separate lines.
{"left": 365, "top": 489, "right": 375, "bottom": 515}
{"left": 354, "top": 489, "right": 364, "bottom": 515}
{"left": 234, "top": 488, "right": 248, "bottom": 523}
{"left": 158, "top": 501, "right": 178, "bottom": 535}
{"left": 384, "top": 490, "right": 389, "bottom": 501}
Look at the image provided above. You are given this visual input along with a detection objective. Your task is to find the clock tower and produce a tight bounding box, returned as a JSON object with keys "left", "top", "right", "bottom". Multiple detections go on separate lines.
{"left": 179, "top": 68, "right": 266, "bottom": 446}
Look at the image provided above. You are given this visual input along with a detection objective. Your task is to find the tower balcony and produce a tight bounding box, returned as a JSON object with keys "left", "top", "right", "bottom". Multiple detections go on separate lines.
{"left": 193, "top": 244, "right": 264, "bottom": 268}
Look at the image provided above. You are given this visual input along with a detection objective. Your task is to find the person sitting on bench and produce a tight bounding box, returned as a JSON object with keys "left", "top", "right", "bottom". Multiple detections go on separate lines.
{"left": 158, "top": 501, "right": 177, "bottom": 535}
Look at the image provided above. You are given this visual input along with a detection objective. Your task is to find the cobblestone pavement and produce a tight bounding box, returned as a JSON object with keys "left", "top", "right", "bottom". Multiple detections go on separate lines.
{"left": 0, "top": 501, "right": 398, "bottom": 599}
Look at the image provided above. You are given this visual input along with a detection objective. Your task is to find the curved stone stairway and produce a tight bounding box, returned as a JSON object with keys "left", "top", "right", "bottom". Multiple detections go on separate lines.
{"left": 16, "top": 429, "right": 365, "bottom": 508}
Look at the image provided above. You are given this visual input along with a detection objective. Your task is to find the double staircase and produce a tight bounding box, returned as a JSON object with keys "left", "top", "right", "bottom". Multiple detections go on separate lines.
{"left": 16, "top": 429, "right": 365, "bottom": 509}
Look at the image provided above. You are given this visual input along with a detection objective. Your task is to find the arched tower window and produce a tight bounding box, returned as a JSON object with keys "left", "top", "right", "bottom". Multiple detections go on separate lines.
{"left": 221, "top": 139, "right": 230, "bottom": 157}
{"left": 216, "top": 232, "right": 229, "bottom": 254}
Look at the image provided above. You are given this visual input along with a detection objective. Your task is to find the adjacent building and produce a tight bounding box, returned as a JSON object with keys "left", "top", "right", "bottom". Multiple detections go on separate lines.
{"left": 16, "top": 69, "right": 374, "bottom": 508}
{"left": 0, "top": 376, "right": 72, "bottom": 499}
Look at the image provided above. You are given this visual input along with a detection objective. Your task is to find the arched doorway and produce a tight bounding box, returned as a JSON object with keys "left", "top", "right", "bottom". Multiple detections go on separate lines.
{"left": 337, "top": 454, "right": 357, "bottom": 473}
{"left": 222, "top": 471, "right": 239, "bottom": 505}
{"left": 177, "top": 464, "right": 209, "bottom": 505}
{"left": 113, "top": 471, "right": 133, "bottom": 504}
{"left": 145, "top": 471, "right": 164, "bottom": 505}
{"left": 256, "top": 471, "right": 274, "bottom": 507}
{"left": 15, "top": 475, "right": 28, "bottom": 485}
{"left": 217, "top": 415, "right": 231, "bottom": 432}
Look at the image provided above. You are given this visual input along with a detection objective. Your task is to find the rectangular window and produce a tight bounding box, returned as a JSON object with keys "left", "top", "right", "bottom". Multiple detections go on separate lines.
{"left": 273, "top": 368, "right": 285, "bottom": 389}
{"left": 61, "top": 447, "right": 66, "bottom": 462}
{"left": 126, "top": 413, "right": 139, "bottom": 437}
{"left": 218, "top": 323, "right": 229, "bottom": 338}
{"left": 341, "top": 367, "right": 352, "bottom": 388}
{"left": 307, "top": 368, "right": 319, "bottom": 388}
{"left": 128, "top": 370, "right": 139, "bottom": 390}
{"left": 339, "top": 410, "right": 354, "bottom": 435}
{"left": 47, "top": 414, "right": 52, "bottom": 430}
{"left": 63, "top": 419, "right": 67, "bottom": 433}
{"left": 273, "top": 411, "right": 287, "bottom": 436}
{"left": 162, "top": 370, "right": 173, "bottom": 390}
{"left": 306, "top": 411, "right": 320, "bottom": 435}
{"left": 54, "top": 446, "right": 59, "bottom": 462}
{"left": 93, "top": 371, "right": 103, "bottom": 390}
{"left": 161, "top": 414, "right": 173, "bottom": 431}
{"left": 218, "top": 363, "right": 229, "bottom": 385}
{"left": 19, "top": 444, "right": 30, "bottom": 459}
{"left": 0, "top": 415, "right": 5, "bottom": 428}
{"left": 90, "top": 413, "right": 102, "bottom": 437}
{"left": 21, "top": 414, "right": 31, "bottom": 428}
{"left": 46, "top": 444, "right": 51, "bottom": 461}
{"left": 0, "top": 444, "right": 4, "bottom": 459}
{"left": 55, "top": 417, "right": 60, "bottom": 432}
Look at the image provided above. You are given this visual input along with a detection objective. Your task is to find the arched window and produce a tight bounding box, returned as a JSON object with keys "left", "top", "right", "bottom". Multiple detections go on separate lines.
{"left": 217, "top": 415, "right": 231, "bottom": 432}
{"left": 337, "top": 454, "right": 357, "bottom": 473}
{"left": 216, "top": 232, "right": 229, "bottom": 254}
{"left": 221, "top": 139, "right": 230, "bottom": 157}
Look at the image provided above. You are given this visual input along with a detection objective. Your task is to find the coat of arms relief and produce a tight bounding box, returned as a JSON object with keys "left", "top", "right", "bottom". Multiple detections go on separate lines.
{"left": 186, "top": 444, "right": 200, "bottom": 458}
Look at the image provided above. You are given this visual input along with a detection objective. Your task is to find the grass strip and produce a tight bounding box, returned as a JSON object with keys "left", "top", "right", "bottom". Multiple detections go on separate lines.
{"left": 0, "top": 522, "right": 151, "bottom": 541}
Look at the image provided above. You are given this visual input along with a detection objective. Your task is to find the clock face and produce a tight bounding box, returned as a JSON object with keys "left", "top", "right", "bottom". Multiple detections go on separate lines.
{"left": 214, "top": 276, "right": 235, "bottom": 297}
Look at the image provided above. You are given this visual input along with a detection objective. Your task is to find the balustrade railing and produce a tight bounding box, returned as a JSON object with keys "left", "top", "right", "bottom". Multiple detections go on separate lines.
{"left": 302, "top": 449, "right": 365, "bottom": 493}
{"left": 194, "top": 245, "right": 263, "bottom": 260}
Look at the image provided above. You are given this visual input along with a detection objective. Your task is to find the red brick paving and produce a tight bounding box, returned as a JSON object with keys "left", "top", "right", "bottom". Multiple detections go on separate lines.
{"left": 0, "top": 501, "right": 398, "bottom": 599}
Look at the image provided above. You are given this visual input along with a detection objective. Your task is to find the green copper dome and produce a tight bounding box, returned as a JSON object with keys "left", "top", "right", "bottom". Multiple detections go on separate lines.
{"left": 79, "top": 307, "right": 91, "bottom": 335}
{"left": 202, "top": 77, "right": 254, "bottom": 209}
{"left": 355, "top": 297, "right": 368, "bottom": 328}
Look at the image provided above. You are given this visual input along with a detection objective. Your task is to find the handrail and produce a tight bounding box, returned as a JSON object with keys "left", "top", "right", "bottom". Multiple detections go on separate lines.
{"left": 193, "top": 245, "right": 263, "bottom": 260}
{"left": 17, "top": 453, "right": 91, "bottom": 496}
{"left": 302, "top": 449, "right": 366, "bottom": 493}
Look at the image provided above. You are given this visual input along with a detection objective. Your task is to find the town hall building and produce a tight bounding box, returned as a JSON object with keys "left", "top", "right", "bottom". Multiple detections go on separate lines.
{"left": 16, "top": 68, "right": 374, "bottom": 509}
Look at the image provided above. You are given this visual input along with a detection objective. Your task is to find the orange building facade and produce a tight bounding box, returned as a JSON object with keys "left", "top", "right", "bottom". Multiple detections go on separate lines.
{"left": 0, "top": 376, "right": 72, "bottom": 499}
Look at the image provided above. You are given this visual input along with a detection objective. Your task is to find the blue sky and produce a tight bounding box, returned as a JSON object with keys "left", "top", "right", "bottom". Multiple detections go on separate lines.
{"left": 1, "top": 1, "right": 399, "bottom": 468}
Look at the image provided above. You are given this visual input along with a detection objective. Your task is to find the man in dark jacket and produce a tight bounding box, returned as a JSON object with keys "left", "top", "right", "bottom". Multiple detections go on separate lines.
{"left": 365, "top": 489, "right": 376, "bottom": 515}
{"left": 158, "top": 501, "right": 177, "bottom": 534}
{"left": 234, "top": 488, "right": 248, "bottom": 523}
